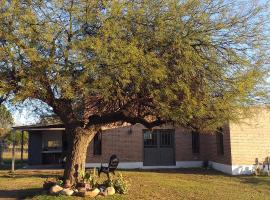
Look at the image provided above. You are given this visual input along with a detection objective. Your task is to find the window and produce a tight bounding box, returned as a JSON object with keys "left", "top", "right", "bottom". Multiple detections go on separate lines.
{"left": 143, "top": 129, "right": 174, "bottom": 148}
{"left": 143, "top": 131, "right": 158, "bottom": 147}
{"left": 216, "top": 128, "right": 224, "bottom": 155}
{"left": 47, "top": 140, "right": 61, "bottom": 149}
{"left": 93, "top": 131, "right": 102, "bottom": 155}
{"left": 192, "top": 131, "right": 200, "bottom": 153}
{"left": 160, "top": 131, "right": 173, "bottom": 148}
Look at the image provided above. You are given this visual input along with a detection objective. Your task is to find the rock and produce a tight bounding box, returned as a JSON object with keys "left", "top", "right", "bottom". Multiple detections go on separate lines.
{"left": 105, "top": 187, "right": 115, "bottom": 195}
{"left": 78, "top": 187, "right": 86, "bottom": 193}
{"left": 60, "top": 188, "right": 74, "bottom": 196}
{"left": 99, "top": 191, "right": 108, "bottom": 196}
{"left": 43, "top": 181, "right": 55, "bottom": 191}
{"left": 85, "top": 188, "right": 100, "bottom": 197}
{"left": 49, "top": 185, "right": 63, "bottom": 195}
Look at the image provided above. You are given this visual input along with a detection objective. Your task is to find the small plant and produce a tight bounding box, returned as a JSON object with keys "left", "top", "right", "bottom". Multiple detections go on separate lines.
{"left": 112, "top": 173, "right": 129, "bottom": 194}
{"left": 253, "top": 158, "right": 264, "bottom": 176}
{"left": 56, "top": 179, "right": 63, "bottom": 186}
{"left": 90, "top": 168, "right": 98, "bottom": 188}
{"left": 101, "top": 172, "right": 129, "bottom": 194}
{"left": 254, "top": 166, "right": 263, "bottom": 176}
{"left": 104, "top": 179, "right": 113, "bottom": 187}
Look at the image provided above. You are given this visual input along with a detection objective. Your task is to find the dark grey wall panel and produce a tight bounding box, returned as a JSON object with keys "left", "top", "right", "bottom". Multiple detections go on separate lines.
{"left": 28, "top": 131, "right": 42, "bottom": 165}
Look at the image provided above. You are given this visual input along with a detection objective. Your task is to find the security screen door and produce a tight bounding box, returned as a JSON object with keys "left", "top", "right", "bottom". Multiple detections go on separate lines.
{"left": 143, "top": 129, "right": 175, "bottom": 166}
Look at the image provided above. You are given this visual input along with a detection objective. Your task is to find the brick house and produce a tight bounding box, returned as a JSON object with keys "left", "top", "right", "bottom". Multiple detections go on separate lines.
{"left": 14, "top": 107, "right": 270, "bottom": 175}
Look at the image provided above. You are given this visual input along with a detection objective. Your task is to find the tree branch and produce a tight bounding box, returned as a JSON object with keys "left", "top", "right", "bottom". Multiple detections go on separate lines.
{"left": 87, "top": 111, "right": 165, "bottom": 129}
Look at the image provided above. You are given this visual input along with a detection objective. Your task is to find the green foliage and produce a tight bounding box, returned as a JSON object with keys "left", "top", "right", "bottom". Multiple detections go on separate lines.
{"left": 0, "top": 0, "right": 269, "bottom": 132}
{"left": 56, "top": 179, "right": 63, "bottom": 186}
{"left": 104, "top": 173, "right": 129, "bottom": 194}
{"left": 0, "top": 105, "right": 13, "bottom": 137}
{"left": 4, "top": 130, "right": 28, "bottom": 146}
{"left": 79, "top": 168, "right": 98, "bottom": 188}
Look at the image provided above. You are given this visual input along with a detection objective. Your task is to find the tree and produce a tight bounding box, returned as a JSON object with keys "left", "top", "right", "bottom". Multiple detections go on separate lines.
{"left": 5, "top": 130, "right": 28, "bottom": 146}
{"left": 0, "top": 105, "right": 13, "bottom": 165}
{"left": 0, "top": 0, "right": 269, "bottom": 184}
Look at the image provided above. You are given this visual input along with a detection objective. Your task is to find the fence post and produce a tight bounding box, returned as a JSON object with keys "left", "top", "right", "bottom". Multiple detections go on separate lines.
{"left": 11, "top": 131, "right": 15, "bottom": 173}
{"left": 21, "top": 131, "right": 24, "bottom": 164}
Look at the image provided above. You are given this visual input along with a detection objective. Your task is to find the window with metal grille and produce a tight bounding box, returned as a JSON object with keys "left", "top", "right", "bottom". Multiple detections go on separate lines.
{"left": 192, "top": 131, "right": 200, "bottom": 153}
{"left": 143, "top": 131, "right": 158, "bottom": 147}
{"left": 216, "top": 128, "right": 224, "bottom": 155}
{"left": 160, "top": 131, "right": 173, "bottom": 148}
{"left": 143, "top": 129, "right": 174, "bottom": 148}
{"left": 93, "top": 131, "right": 102, "bottom": 155}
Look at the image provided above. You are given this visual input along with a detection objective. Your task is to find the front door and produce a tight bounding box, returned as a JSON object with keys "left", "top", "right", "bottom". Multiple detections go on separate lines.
{"left": 143, "top": 129, "right": 175, "bottom": 166}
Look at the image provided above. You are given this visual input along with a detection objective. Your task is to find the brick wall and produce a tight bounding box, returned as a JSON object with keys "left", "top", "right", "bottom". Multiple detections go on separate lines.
{"left": 174, "top": 126, "right": 207, "bottom": 161}
{"left": 86, "top": 124, "right": 208, "bottom": 164}
{"left": 202, "top": 125, "right": 232, "bottom": 165}
{"left": 229, "top": 107, "right": 270, "bottom": 165}
{"left": 86, "top": 124, "right": 144, "bottom": 163}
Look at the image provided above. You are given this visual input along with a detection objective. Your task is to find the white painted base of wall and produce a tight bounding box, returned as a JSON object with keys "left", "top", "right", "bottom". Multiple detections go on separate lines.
{"left": 176, "top": 161, "right": 203, "bottom": 168}
{"left": 209, "top": 161, "right": 258, "bottom": 175}
{"left": 86, "top": 161, "right": 259, "bottom": 175}
{"left": 209, "top": 161, "right": 233, "bottom": 174}
{"left": 86, "top": 162, "right": 143, "bottom": 169}
{"left": 86, "top": 161, "right": 203, "bottom": 169}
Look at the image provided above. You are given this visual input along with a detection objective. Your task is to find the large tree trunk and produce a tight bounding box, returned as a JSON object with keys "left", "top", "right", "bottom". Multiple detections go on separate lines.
{"left": 63, "top": 126, "right": 96, "bottom": 185}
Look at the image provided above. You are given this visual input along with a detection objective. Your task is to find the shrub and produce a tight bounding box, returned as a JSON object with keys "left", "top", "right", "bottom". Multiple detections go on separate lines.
{"left": 112, "top": 173, "right": 129, "bottom": 194}
{"left": 102, "top": 172, "right": 129, "bottom": 194}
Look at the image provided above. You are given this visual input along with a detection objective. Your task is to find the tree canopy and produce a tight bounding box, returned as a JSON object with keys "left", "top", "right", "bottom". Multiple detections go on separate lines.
{"left": 0, "top": 105, "right": 13, "bottom": 137}
{"left": 1, "top": 0, "right": 269, "bottom": 183}
{"left": 1, "top": 0, "right": 269, "bottom": 131}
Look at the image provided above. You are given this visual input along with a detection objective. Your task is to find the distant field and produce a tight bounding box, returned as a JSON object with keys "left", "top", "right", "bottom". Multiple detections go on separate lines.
{"left": 3, "top": 150, "right": 28, "bottom": 160}
{"left": 1, "top": 150, "right": 28, "bottom": 170}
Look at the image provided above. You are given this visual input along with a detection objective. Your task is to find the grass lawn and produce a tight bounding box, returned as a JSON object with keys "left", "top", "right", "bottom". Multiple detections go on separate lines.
{"left": 0, "top": 168, "right": 270, "bottom": 200}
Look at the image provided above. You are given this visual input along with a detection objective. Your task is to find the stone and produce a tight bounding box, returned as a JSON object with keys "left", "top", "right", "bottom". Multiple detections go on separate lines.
{"left": 105, "top": 187, "right": 115, "bottom": 195}
{"left": 85, "top": 188, "right": 100, "bottom": 197}
{"left": 78, "top": 187, "right": 86, "bottom": 193}
{"left": 99, "top": 191, "right": 108, "bottom": 196}
{"left": 43, "top": 181, "right": 55, "bottom": 191}
{"left": 49, "top": 185, "right": 63, "bottom": 195}
{"left": 60, "top": 188, "right": 74, "bottom": 196}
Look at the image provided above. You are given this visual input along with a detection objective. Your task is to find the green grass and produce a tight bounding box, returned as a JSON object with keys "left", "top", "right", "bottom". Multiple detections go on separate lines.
{"left": 0, "top": 168, "right": 270, "bottom": 200}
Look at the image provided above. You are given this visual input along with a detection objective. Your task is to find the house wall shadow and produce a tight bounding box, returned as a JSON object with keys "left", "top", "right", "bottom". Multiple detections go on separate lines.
{"left": 0, "top": 188, "right": 43, "bottom": 199}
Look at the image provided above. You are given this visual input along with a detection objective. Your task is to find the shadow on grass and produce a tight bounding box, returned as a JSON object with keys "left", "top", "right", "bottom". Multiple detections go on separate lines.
{"left": 0, "top": 170, "right": 61, "bottom": 179}
{"left": 0, "top": 188, "right": 43, "bottom": 199}
{"left": 0, "top": 159, "right": 28, "bottom": 170}
{"left": 113, "top": 168, "right": 227, "bottom": 176}
{"left": 237, "top": 175, "right": 270, "bottom": 186}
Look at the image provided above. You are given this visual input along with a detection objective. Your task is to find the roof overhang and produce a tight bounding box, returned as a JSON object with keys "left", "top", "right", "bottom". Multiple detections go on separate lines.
{"left": 12, "top": 124, "right": 65, "bottom": 131}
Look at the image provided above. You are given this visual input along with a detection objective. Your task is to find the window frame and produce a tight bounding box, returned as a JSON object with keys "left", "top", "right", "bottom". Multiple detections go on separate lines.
{"left": 93, "top": 131, "right": 102, "bottom": 155}
{"left": 216, "top": 128, "right": 224, "bottom": 155}
{"left": 192, "top": 131, "right": 200, "bottom": 154}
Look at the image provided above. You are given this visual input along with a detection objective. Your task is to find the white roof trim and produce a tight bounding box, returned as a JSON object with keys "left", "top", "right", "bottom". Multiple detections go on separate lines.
{"left": 22, "top": 128, "right": 65, "bottom": 131}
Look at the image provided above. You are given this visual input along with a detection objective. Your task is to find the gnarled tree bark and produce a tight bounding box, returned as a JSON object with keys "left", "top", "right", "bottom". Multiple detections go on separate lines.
{"left": 63, "top": 126, "right": 96, "bottom": 185}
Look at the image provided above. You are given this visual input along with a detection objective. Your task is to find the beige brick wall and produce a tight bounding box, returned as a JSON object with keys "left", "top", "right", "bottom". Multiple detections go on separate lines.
{"left": 229, "top": 108, "right": 270, "bottom": 165}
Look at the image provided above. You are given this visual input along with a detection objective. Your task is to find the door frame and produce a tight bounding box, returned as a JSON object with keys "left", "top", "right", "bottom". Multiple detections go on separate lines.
{"left": 142, "top": 129, "right": 176, "bottom": 166}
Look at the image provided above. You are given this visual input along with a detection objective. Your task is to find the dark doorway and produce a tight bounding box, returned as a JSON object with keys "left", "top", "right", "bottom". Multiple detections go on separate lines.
{"left": 143, "top": 129, "right": 175, "bottom": 166}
